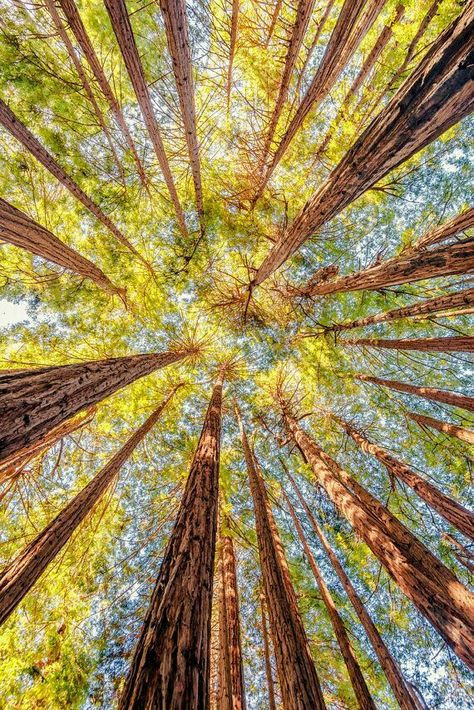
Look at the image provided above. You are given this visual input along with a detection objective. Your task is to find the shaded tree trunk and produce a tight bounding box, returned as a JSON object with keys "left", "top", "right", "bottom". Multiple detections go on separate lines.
{"left": 120, "top": 371, "right": 225, "bottom": 708}
{"left": 409, "top": 207, "right": 474, "bottom": 251}
{"left": 282, "top": 489, "right": 376, "bottom": 710}
{"left": 294, "top": 0, "right": 337, "bottom": 99}
{"left": 0, "top": 348, "right": 190, "bottom": 466}
{"left": 260, "top": 591, "right": 277, "bottom": 710}
{"left": 235, "top": 403, "right": 326, "bottom": 709}
{"left": 226, "top": 0, "right": 239, "bottom": 107}
{"left": 344, "top": 336, "right": 474, "bottom": 353}
{"left": 253, "top": 5, "right": 474, "bottom": 285}
{"left": 0, "top": 388, "right": 178, "bottom": 626}
{"left": 355, "top": 374, "right": 474, "bottom": 412}
{"left": 408, "top": 411, "right": 474, "bottom": 446}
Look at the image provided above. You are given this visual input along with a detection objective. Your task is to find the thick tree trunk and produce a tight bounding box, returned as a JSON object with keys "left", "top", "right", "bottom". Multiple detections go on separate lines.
{"left": 285, "top": 466, "right": 421, "bottom": 710}
{"left": 336, "top": 417, "right": 474, "bottom": 540}
{"left": 0, "top": 389, "right": 178, "bottom": 626}
{"left": 410, "top": 207, "right": 474, "bottom": 251}
{"left": 227, "top": 0, "right": 239, "bottom": 106}
{"left": 120, "top": 371, "right": 224, "bottom": 709}
{"left": 0, "top": 198, "right": 125, "bottom": 300}
{"left": 103, "top": 0, "right": 189, "bottom": 238}
{"left": 356, "top": 374, "right": 474, "bottom": 412}
{"left": 235, "top": 403, "right": 326, "bottom": 710}
{"left": 408, "top": 411, "right": 474, "bottom": 446}
{"left": 0, "top": 349, "right": 189, "bottom": 466}
{"left": 344, "top": 335, "right": 474, "bottom": 353}
{"left": 280, "top": 407, "right": 474, "bottom": 669}
{"left": 260, "top": 591, "right": 277, "bottom": 710}
{"left": 282, "top": 489, "right": 376, "bottom": 710}
{"left": 253, "top": 5, "right": 474, "bottom": 285}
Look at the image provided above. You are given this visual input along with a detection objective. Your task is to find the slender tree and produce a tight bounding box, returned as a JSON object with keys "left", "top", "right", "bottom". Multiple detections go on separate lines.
{"left": 252, "top": 5, "right": 474, "bottom": 285}
{"left": 260, "top": 591, "right": 277, "bottom": 710}
{"left": 355, "top": 374, "right": 474, "bottom": 413}
{"left": 293, "top": 0, "right": 337, "bottom": 98}
{"left": 120, "top": 369, "right": 225, "bottom": 708}
{"left": 0, "top": 387, "right": 179, "bottom": 626}
{"left": 408, "top": 207, "right": 474, "bottom": 251}
{"left": 408, "top": 412, "right": 474, "bottom": 446}
{"left": 343, "top": 336, "right": 474, "bottom": 353}
{"left": 226, "top": 0, "right": 239, "bottom": 106}
{"left": 265, "top": 0, "right": 283, "bottom": 48}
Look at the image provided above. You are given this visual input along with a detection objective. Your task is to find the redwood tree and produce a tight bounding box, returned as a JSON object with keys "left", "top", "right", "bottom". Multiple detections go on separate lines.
{"left": 343, "top": 336, "right": 474, "bottom": 353}
{"left": 355, "top": 374, "right": 474, "bottom": 412}
{"left": 408, "top": 411, "right": 474, "bottom": 446}
{"left": 259, "top": 591, "right": 277, "bottom": 710}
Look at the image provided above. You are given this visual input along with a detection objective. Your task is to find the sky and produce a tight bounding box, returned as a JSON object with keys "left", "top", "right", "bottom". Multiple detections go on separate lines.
{"left": 0, "top": 298, "right": 29, "bottom": 328}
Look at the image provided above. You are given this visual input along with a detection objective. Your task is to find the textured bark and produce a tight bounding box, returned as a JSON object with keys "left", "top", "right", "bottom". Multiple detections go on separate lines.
{"left": 259, "top": 592, "right": 277, "bottom": 710}
{"left": 265, "top": 0, "right": 283, "bottom": 47}
{"left": 344, "top": 335, "right": 474, "bottom": 353}
{"left": 235, "top": 403, "right": 326, "bottom": 710}
{"left": 337, "top": 418, "right": 474, "bottom": 540}
{"left": 57, "top": 0, "right": 148, "bottom": 187}
{"left": 120, "top": 372, "right": 224, "bottom": 709}
{"left": 159, "top": 0, "right": 204, "bottom": 229}
{"left": 0, "top": 349, "right": 188, "bottom": 466}
{"left": 0, "top": 390, "right": 177, "bottom": 626}
{"left": 411, "top": 207, "right": 474, "bottom": 251}
{"left": 280, "top": 407, "right": 474, "bottom": 669}
{"left": 285, "top": 467, "right": 421, "bottom": 710}
{"left": 356, "top": 374, "right": 474, "bottom": 413}
{"left": 283, "top": 489, "right": 376, "bottom": 710}
{"left": 253, "top": 5, "right": 474, "bottom": 285}
{"left": 294, "top": 0, "right": 337, "bottom": 98}
{"left": 0, "top": 198, "right": 124, "bottom": 299}
{"left": 103, "top": 0, "right": 188, "bottom": 238}
{"left": 408, "top": 411, "right": 474, "bottom": 446}
{"left": 227, "top": 0, "right": 239, "bottom": 106}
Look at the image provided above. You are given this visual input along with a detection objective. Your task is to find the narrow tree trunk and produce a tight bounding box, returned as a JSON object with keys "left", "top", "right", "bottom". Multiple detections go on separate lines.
{"left": 253, "top": 5, "right": 474, "bottom": 285}
{"left": 235, "top": 403, "right": 326, "bottom": 709}
{"left": 280, "top": 406, "right": 474, "bottom": 669}
{"left": 344, "top": 336, "right": 474, "bottom": 353}
{"left": 355, "top": 374, "right": 474, "bottom": 413}
{"left": 282, "top": 489, "right": 376, "bottom": 710}
{"left": 410, "top": 207, "right": 474, "bottom": 251}
{"left": 294, "top": 0, "right": 337, "bottom": 98}
{"left": 0, "top": 348, "right": 190, "bottom": 466}
{"left": 120, "top": 370, "right": 224, "bottom": 708}
{"left": 285, "top": 466, "right": 421, "bottom": 710}
{"left": 103, "top": 0, "right": 189, "bottom": 238}
{"left": 0, "top": 198, "right": 125, "bottom": 300}
{"left": 265, "top": 0, "right": 283, "bottom": 48}
{"left": 0, "top": 388, "right": 178, "bottom": 626}
{"left": 336, "top": 417, "right": 474, "bottom": 540}
{"left": 260, "top": 591, "right": 277, "bottom": 710}
{"left": 408, "top": 412, "right": 474, "bottom": 446}
{"left": 227, "top": 0, "right": 239, "bottom": 107}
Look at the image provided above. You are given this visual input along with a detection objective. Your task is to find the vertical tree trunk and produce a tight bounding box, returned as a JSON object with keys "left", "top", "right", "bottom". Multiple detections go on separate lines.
{"left": 408, "top": 412, "right": 474, "bottom": 446}
{"left": 293, "top": 0, "right": 337, "bottom": 99}
{"left": 282, "top": 489, "right": 376, "bottom": 710}
{"left": 235, "top": 403, "right": 326, "bottom": 709}
{"left": 260, "top": 591, "right": 277, "bottom": 710}
{"left": 120, "top": 370, "right": 225, "bottom": 708}
{"left": 0, "top": 348, "right": 190, "bottom": 466}
{"left": 279, "top": 405, "right": 474, "bottom": 669}
{"left": 355, "top": 374, "right": 474, "bottom": 412}
{"left": 285, "top": 466, "right": 421, "bottom": 710}
{"left": 343, "top": 335, "right": 474, "bottom": 353}
{"left": 253, "top": 5, "right": 474, "bottom": 285}
{"left": 335, "top": 417, "right": 474, "bottom": 540}
{"left": 0, "top": 388, "right": 179, "bottom": 626}
{"left": 226, "top": 0, "right": 239, "bottom": 107}
{"left": 265, "top": 0, "right": 283, "bottom": 48}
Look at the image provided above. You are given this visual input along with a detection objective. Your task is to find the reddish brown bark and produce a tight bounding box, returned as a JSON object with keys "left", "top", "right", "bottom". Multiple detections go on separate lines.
{"left": 0, "top": 349, "right": 189, "bottom": 466}
{"left": 344, "top": 336, "right": 474, "bottom": 353}
{"left": 0, "top": 389, "right": 178, "bottom": 626}
{"left": 120, "top": 371, "right": 224, "bottom": 708}
{"left": 253, "top": 5, "right": 474, "bottom": 285}
{"left": 336, "top": 417, "right": 474, "bottom": 540}
{"left": 408, "top": 412, "right": 474, "bottom": 446}
{"left": 280, "top": 405, "right": 474, "bottom": 669}
{"left": 411, "top": 207, "right": 474, "bottom": 251}
{"left": 265, "top": 0, "right": 283, "bottom": 48}
{"left": 283, "top": 489, "right": 376, "bottom": 710}
{"left": 227, "top": 0, "right": 239, "bottom": 106}
{"left": 294, "top": 0, "right": 337, "bottom": 98}
{"left": 356, "top": 374, "right": 474, "bottom": 413}
{"left": 235, "top": 403, "right": 326, "bottom": 709}
{"left": 260, "top": 592, "right": 277, "bottom": 710}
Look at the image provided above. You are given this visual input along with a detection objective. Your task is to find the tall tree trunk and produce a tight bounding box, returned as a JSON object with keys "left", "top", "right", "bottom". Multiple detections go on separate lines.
{"left": 355, "top": 374, "right": 474, "bottom": 412}
{"left": 282, "top": 489, "right": 376, "bottom": 710}
{"left": 265, "top": 0, "right": 283, "bottom": 48}
{"left": 120, "top": 370, "right": 225, "bottom": 708}
{"left": 159, "top": 0, "right": 204, "bottom": 231}
{"left": 226, "top": 0, "right": 239, "bottom": 107}
{"left": 235, "top": 403, "right": 326, "bottom": 710}
{"left": 253, "top": 5, "right": 474, "bottom": 285}
{"left": 260, "top": 591, "right": 277, "bottom": 710}
{"left": 0, "top": 198, "right": 125, "bottom": 301}
{"left": 293, "top": 0, "right": 337, "bottom": 98}
{"left": 409, "top": 207, "right": 474, "bottom": 251}
{"left": 279, "top": 405, "right": 474, "bottom": 669}
{"left": 285, "top": 465, "right": 421, "bottom": 710}
{"left": 57, "top": 0, "right": 148, "bottom": 187}
{"left": 335, "top": 417, "right": 474, "bottom": 540}
{"left": 408, "top": 411, "right": 474, "bottom": 446}
{"left": 103, "top": 0, "right": 189, "bottom": 238}
{"left": 343, "top": 335, "right": 474, "bottom": 353}
{"left": 0, "top": 348, "right": 190, "bottom": 466}
{"left": 0, "top": 388, "right": 179, "bottom": 626}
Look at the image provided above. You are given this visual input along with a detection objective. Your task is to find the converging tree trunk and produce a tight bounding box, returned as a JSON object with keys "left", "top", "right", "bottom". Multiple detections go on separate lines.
{"left": 355, "top": 374, "right": 474, "bottom": 412}
{"left": 408, "top": 412, "right": 474, "bottom": 446}
{"left": 0, "top": 388, "right": 179, "bottom": 626}
{"left": 260, "top": 591, "right": 277, "bottom": 710}
{"left": 409, "top": 207, "right": 474, "bottom": 251}
{"left": 253, "top": 5, "right": 474, "bottom": 285}
{"left": 294, "top": 0, "right": 336, "bottom": 98}
{"left": 120, "top": 370, "right": 225, "bottom": 708}
{"left": 343, "top": 336, "right": 474, "bottom": 353}
{"left": 235, "top": 402, "right": 326, "bottom": 709}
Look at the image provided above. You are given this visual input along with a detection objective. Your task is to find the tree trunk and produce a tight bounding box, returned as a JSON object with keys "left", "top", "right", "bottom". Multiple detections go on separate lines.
{"left": 355, "top": 374, "right": 474, "bottom": 412}
{"left": 408, "top": 411, "right": 474, "bottom": 446}
{"left": 344, "top": 336, "right": 474, "bottom": 353}
{"left": 57, "top": 0, "right": 148, "bottom": 187}
{"left": 0, "top": 388, "right": 178, "bottom": 626}
{"left": 103, "top": 0, "right": 189, "bottom": 239}
{"left": 0, "top": 198, "right": 125, "bottom": 301}
{"left": 260, "top": 591, "right": 277, "bottom": 710}
{"left": 0, "top": 349, "right": 189, "bottom": 466}
{"left": 227, "top": 0, "right": 239, "bottom": 107}
{"left": 280, "top": 406, "right": 474, "bottom": 669}
{"left": 253, "top": 5, "right": 474, "bottom": 285}
{"left": 285, "top": 465, "right": 421, "bottom": 710}
{"left": 235, "top": 403, "right": 326, "bottom": 710}
{"left": 265, "top": 0, "right": 283, "bottom": 48}
{"left": 294, "top": 0, "right": 337, "bottom": 98}
{"left": 120, "top": 371, "right": 224, "bottom": 709}
{"left": 336, "top": 417, "right": 474, "bottom": 540}
{"left": 282, "top": 489, "right": 376, "bottom": 710}
{"left": 409, "top": 207, "right": 474, "bottom": 251}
